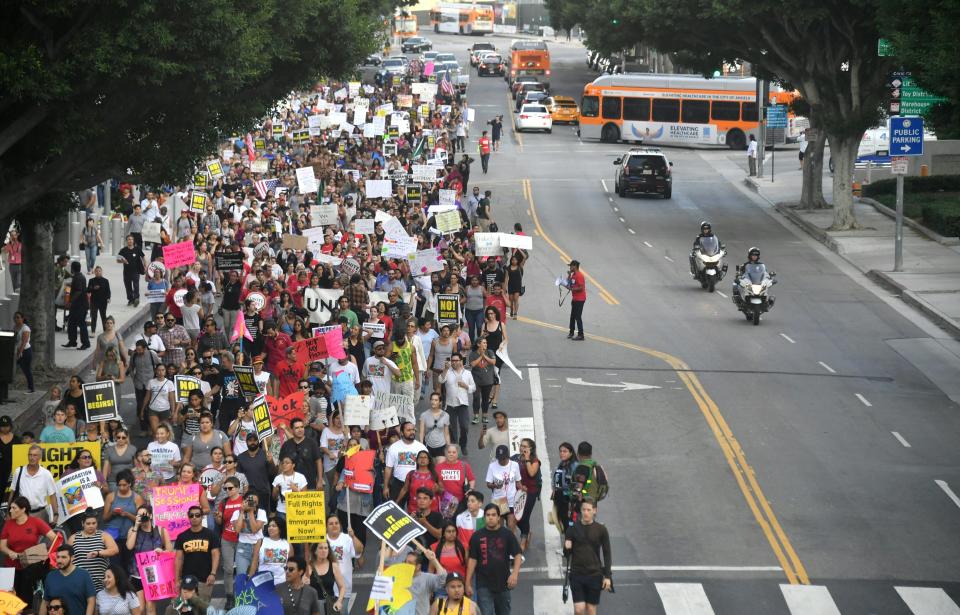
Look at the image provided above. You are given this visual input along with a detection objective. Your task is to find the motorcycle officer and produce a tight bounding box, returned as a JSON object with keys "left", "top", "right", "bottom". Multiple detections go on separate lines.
{"left": 732, "top": 246, "right": 763, "bottom": 298}
{"left": 690, "top": 221, "right": 724, "bottom": 276}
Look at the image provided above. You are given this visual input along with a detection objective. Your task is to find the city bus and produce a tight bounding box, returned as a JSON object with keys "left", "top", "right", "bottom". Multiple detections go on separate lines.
{"left": 579, "top": 74, "right": 800, "bottom": 149}
{"left": 507, "top": 40, "right": 551, "bottom": 88}
{"left": 393, "top": 11, "right": 418, "bottom": 39}
{"left": 429, "top": 3, "right": 495, "bottom": 35}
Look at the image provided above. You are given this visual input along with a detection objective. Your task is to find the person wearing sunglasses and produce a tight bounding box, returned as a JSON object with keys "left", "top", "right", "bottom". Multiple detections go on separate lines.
{"left": 215, "top": 476, "right": 244, "bottom": 609}
{"left": 277, "top": 556, "right": 322, "bottom": 615}
{"left": 173, "top": 505, "right": 221, "bottom": 604}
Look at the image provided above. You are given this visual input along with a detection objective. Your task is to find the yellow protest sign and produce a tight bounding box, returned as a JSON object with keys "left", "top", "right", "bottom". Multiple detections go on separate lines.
{"left": 0, "top": 590, "right": 28, "bottom": 615}
{"left": 205, "top": 159, "right": 224, "bottom": 179}
{"left": 190, "top": 192, "right": 207, "bottom": 213}
{"left": 286, "top": 491, "right": 326, "bottom": 543}
{"left": 194, "top": 173, "right": 208, "bottom": 189}
{"left": 251, "top": 395, "right": 274, "bottom": 441}
{"left": 11, "top": 442, "right": 101, "bottom": 481}
{"left": 254, "top": 138, "right": 266, "bottom": 151}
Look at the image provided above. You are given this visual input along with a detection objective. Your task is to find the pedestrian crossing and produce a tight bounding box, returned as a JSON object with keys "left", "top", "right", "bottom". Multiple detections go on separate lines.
{"left": 531, "top": 582, "right": 960, "bottom": 614}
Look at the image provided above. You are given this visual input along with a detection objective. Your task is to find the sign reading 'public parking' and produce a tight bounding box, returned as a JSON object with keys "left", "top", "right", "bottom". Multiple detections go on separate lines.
{"left": 889, "top": 116, "right": 923, "bottom": 156}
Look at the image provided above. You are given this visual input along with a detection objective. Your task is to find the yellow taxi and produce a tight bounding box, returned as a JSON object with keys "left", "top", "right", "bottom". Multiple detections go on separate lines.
{"left": 545, "top": 96, "right": 580, "bottom": 124}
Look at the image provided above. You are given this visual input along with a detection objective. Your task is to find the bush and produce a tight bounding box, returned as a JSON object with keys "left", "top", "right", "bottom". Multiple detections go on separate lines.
{"left": 922, "top": 201, "right": 960, "bottom": 237}
{"left": 862, "top": 174, "right": 960, "bottom": 197}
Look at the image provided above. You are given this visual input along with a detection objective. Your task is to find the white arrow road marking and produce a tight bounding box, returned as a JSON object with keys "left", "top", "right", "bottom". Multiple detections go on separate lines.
{"left": 566, "top": 377, "right": 661, "bottom": 391}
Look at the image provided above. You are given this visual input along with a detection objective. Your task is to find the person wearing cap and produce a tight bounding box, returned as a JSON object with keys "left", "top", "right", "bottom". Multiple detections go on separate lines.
{"left": 430, "top": 572, "right": 479, "bottom": 615}
{"left": 276, "top": 345, "right": 306, "bottom": 398}
{"left": 130, "top": 320, "right": 166, "bottom": 357}
{"left": 485, "top": 446, "right": 522, "bottom": 534}
{"left": 251, "top": 354, "right": 271, "bottom": 395}
{"left": 363, "top": 340, "right": 401, "bottom": 397}
{"left": 566, "top": 260, "right": 586, "bottom": 341}
{"left": 165, "top": 574, "right": 209, "bottom": 615}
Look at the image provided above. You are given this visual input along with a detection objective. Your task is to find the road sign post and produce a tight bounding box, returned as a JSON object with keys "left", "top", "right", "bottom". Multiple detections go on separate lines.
{"left": 889, "top": 118, "right": 923, "bottom": 272}
{"left": 765, "top": 105, "right": 788, "bottom": 183}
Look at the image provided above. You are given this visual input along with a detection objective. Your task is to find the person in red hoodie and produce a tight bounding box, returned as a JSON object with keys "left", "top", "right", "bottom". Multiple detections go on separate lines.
{"left": 164, "top": 274, "right": 185, "bottom": 323}
{"left": 263, "top": 320, "right": 293, "bottom": 376}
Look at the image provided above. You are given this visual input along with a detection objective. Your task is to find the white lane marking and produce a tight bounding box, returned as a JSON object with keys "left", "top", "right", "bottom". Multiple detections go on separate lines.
{"left": 780, "top": 585, "right": 842, "bottom": 615}
{"left": 664, "top": 256, "right": 674, "bottom": 262}
{"left": 935, "top": 480, "right": 960, "bottom": 511}
{"left": 618, "top": 217, "right": 625, "bottom": 223}
{"left": 643, "top": 241, "right": 653, "bottom": 248}
{"left": 656, "top": 583, "right": 715, "bottom": 614}
{"left": 896, "top": 586, "right": 960, "bottom": 614}
{"left": 605, "top": 373, "right": 618, "bottom": 376}
{"left": 534, "top": 586, "right": 574, "bottom": 615}
{"left": 613, "top": 206, "right": 619, "bottom": 212}
{"left": 600, "top": 179, "right": 610, "bottom": 193}
{"left": 530, "top": 367, "right": 562, "bottom": 579}
{"left": 608, "top": 197, "right": 614, "bottom": 203}
{"left": 780, "top": 333, "right": 796, "bottom": 344}
{"left": 549, "top": 385, "right": 561, "bottom": 388}
{"left": 891, "top": 431, "right": 912, "bottom": 448}
{"left": 628, "top": 228, "right": 636, "bottom": 234}
{"left": 855, "top": 393, "right": 872, "bottom": 407}
{"left": 818, "top": 361, "right": 836, "bottom": 373}
{"left": 716, "top": 291, "right": 728, "bottom": 298}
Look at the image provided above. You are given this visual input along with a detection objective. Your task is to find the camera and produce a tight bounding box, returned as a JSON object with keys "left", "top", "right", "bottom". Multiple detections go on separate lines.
{"left": 245, "top": 495, "right": 256, "bottom": 507}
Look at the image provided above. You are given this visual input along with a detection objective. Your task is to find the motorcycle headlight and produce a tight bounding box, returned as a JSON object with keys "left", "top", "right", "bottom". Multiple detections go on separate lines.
{"left": 750, "top": 284, "right": 763, "bottom": 294}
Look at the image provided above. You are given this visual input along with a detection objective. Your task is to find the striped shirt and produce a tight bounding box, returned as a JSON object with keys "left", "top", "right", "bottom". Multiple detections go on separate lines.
{"left": 72, "top": 530, "right": 109, "bottom": 592}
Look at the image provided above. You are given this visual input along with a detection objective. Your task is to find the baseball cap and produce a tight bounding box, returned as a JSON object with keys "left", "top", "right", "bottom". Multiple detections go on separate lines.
{"left": 373, "top": 340, "right": 385, "bottom": 349}
{"left": 445, "top": 572, "right": 465, "bottom": 586}
{"left": 253, "top": 355, "right": 265, "bottom": 365}
{"left": 0, "top": 416, "right": 12, "bottom": 428}
{"left": 181, "top": 575, "right": 199, "bottom": 590}
{"left": 495, "top": 445, "right": 510, "bottom": 460}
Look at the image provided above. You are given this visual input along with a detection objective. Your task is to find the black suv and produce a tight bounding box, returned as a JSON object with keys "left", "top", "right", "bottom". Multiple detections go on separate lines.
{"left": 613, "top": 148, "right": 673, "bottom": 198}
{"left": 477, "top": 54, "right": 505, "bottom": 76}
{"left": 402, "top": 37, "right": 432, "bottom": 53}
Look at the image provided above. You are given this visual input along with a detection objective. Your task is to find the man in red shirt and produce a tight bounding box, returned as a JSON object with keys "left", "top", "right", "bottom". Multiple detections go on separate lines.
{"left": 478, "top": 131, "right": 491, "bottom": 174}
{"left": 567, "top": 260, "right": 586, "bottom": 340}
{"left": 276, "top": 346, "right": 304, "bottom": 397}
{"left": 215, "top": 475, "right": 244, "bottom": 607}
{"left": 263, "top": 321, "right": 293, "bottom": 375}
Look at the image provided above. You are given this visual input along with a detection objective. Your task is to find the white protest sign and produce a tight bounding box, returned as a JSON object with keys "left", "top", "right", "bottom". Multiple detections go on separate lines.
{"left": 141, "top": 222, "right": 162, "bottom": 244}
{"left": 439, "top": 189, "right": 457, "bottom": 208}
{"left": 373, "top": 392, "right": 414, "bottom": 423}
{"left": 397, "top": 119, "right": 410, "bottom": 135}
{"left": 250, "top": 159, "right": 270, "bottom": 174}
{"left": 312, "top": 203, "right": 339, "bottom": 227}
{"left": 308, "top": 114, "right": 328, "bottom": 129}
{"left": 333, "top": 88, "right": 348, "bottom": 101}
{"left": 354, "top": 218, "right": 375, "bottom": 234}
{"left": 348, "top": 81, "right": 361, "bottom": 96}
{"left": 362, "top": 124, "right": 375, "bottom": 138}
{"left": 369, "top": 405, "right": 399, "bottom": 431}
{"left": 56, "top": 467, "right": 105, "bottom": 521}
{"left": 328, "top": 111, "right": 348, "bottom": 127}
{"left": 295, "top": 167, "right": 318, "bottom": 194}
{"left": 301, "top": 227, "right": 325, "bottom": 252}
{"left": 381, "top": 216, "right": 408, "bottom": 240}
{"left": 374, "top": 210, "right": 392, "bottom": 223}
{"left": 382, "top": 235, "right": 417, "bottom": 259}
{"left": 408, "top": 248, "right": 446, "bottom": 275}
{"left": 474, "top": 232, "right": 501, "bottom": 257}
{"left": 466, "top": 108, "right": 476, "bottom": 122}
{"left": 412, "top": 165, "right": 436, "bottom": 183}
{"left": 508, "top": 417, "right": 535, "bottom": 456}
{"left": 376, "top": 103, "right": 394, "bottom": 115}
{"left": 314, "top": 252, "right": 344, "bottom": 266}
{"left": 370, "top": 576, "right": 394, "bottom": 602}
{"left": 302, "top": 287, "right": 343, "bottom": 324}
{"left": 361, "top": 322, "right": 386, "bottom": 339}
{"left": 411, "top": 82, "right": 438, "bottom": 99}
{"left": 365, "top": 180, "right": 393, "bottom": 199}
{"left": 498, "top": 233, "right": 533, "bottom": 250}
{"left": 344, "top": 395, "right": 373, "bottom": 426}
{"left": 372, "top": 116, "right": 386, "bottom": 136}
{"left": 435, "top": 209, "right": 461, "bottom": 234}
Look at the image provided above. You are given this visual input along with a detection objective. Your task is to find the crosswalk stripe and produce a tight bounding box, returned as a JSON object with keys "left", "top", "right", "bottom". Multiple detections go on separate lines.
{"left": 656, "top": 583, "right": 715, "bottom": 614}
{"left": 780, "top": 585, "right": 842, "bottom": 615}
{"left": 896, "top": 586, "right": 960, "bottom": 615}
{"left": 533, "top": 585, "right": 574, "bottom": 615}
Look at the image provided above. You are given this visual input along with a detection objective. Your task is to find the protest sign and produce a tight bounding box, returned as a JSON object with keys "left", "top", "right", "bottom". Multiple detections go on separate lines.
{"left": 56, "top": 467, "right": 104, "bottom": 520}
{"left": 435, "top": 209, "right": 461, "bottom": 234}
{"left": 474, "top": 232, "right": 501, "bottom": 257}
{"left": 294, "top": 129, "right": 310, "bottom": 142}
{"left": 436, "top": 294, "right": 460, "bottom": 326}
{"left": 246, "top": 291, "right": 266, "bottom": 312}
{"left": 508, "top": 417, "right": 536, "bottom": 456}
{"left": 397, "top": 94, "right": 413, "bottom": 108}
{"left": 152, "top": 483, "right": 201, "bottom": 540}
{"left": 364, "top": 501, "right": 427, "bottom": 551}
{"left": 174, "top": 375, "right": 202, "bottom": 403}
{"left": 81, "top": 380, "right": 119, "bottom": 422}
{"left": 136, "top": 551, "right": 177, "bottom": 601}
{"left": 265, "top": 390, "right": 306, "bottom": 430}
{"left": 361, "top": 321, "right": 385, "bottom": 339}
{"left": 362, "top": 123, "right": 375, "bottom": 138}
{"left": 286, "top": 491, "right": 326, "bottom": 543}
{"left": 339, "top": 258, "right": 361, "bottom": 278}
{"left": 206, "top": 159, "right": 225, "bottom": 179}
{"left": 343, "top": 448, "right": 376, "bottom": 494}
{"left": 365, "top": 563, "right": 415, "bottom": 614}
{"left": 173, "top": 288, "right": 188, "bottom": 308}
{"left": 146, "top": 261, "right": 166, "bottom": 280}
{"left": 344, "top": 395, "right": 373, "bottom": 426}
{"left": 233, "top": 365, "right": 261, "bottom": 400}
{"left": 370, "top": 576, "right": 393, "bottom": 602}
{"left": 374, "top": 209, "right": 392, "bottom": 223}
{"left": 373, "top": 391, "right": 414, "bottom": 423}
{"left": 372, "top": 116, "right": 386, "bottom": 135}
{"left": 411, "top": 82, "right": 438, "bottom": 98}
{"left": 215, "top": 251, "right": 244, "bottom": 270}
{"left": 354, "top": 218, "right": 375, "bottom": 234}
{"left": 292, "top": 335, "right": 329, "bottom": 365}
{"left": 466, "top": 107, "right": 476, "bottom": 122}
{"left": 250, "top": 159, "right": 269, "bottom": 174}
{"left": 199, "top": 466, "right": 223, "bottom": 491}
{"left": 498, "top": 233, "right": 533, "bottom": 250}
{"left": 324, "top": 327, "right": 346, "bottom": 360}
{"left": 189, "top": 191, "right": 207, "bottom": 213}
{"left": 282, "top": 234, "right": 308, "bottom": 251}
{"left": 0, "top": 591, "right": 27, "bottom": 615}
{"left": 383, "top": 142, "right": 398, "bottom": 157}
{"left": 11, "top": 443, "right": 101, "bottom": 481}
{"left": 381, "top": 235, "right": 417, "bottom": 259}
{"left": 308, "top": 114, "right": 328, "bottom": 130}
{"left": 250, "top": 395, "right": 274, "bottom": 441}
{"left": 412, "top": 165, "right": 436, "bottom": 183}
{"left": 162, "top": 241, "right": 197, "bottom": 268}
{"left": 365, "top": 179, "right": 393, "bottom": 199}
{"left": 295, "top": 166, "right": 318, "bottom": 194}
{"left": 439, "top": 189, "right": 457, "bottom": 208}
{"left": 409, "top": 248, "right": 445, "bottom": 275}
{"left": 141, "top": 222, "right": 162, "bottom": 244}
{"left": 405, "top": 184, "right": 423, "bottom": 203}
{"left": 328, "top": 111, "right": 348, "bottom": 126}
{"left": 369, "top": 405, "right": 400, "bottom": 430}
{"left": 301, "top": 226, "right": 325, "bottom": 252}
{"left": 349, "top": 81, "right": 361, "bottom": 95}
{"left": 303, "top": 287, "right": 343, "bottom": 325}
{"left": 311, "top": 203, "right": 339, "bottom": 226}
{"left": 254, "top": 138, "right": 266, "bottom": 150}
{"left": 312, "top": 325, "right": 337, "bottom": 337}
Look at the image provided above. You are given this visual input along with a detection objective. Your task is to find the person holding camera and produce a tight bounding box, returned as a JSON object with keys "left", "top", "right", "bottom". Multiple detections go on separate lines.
{"left": 230, "top": 492, "right": 268, "bottom": 585}
{"left": 126, "top": 505, "right": 173, "bottom": 615}
{"left": 563, "top": 499, "right": 612, "bottom": 615}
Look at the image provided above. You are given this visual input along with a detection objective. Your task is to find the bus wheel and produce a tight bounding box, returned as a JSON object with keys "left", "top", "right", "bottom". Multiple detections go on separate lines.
{"left": 601, "top": 123, "right": 620, "bottom": 143}
{"left": 726, "top": 129, "right": 746, "bottom": 150}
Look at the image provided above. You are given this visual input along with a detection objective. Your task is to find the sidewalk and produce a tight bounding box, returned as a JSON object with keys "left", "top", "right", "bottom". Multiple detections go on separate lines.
{"left": 5, "top": 252, "right": 149, "bottom": 432}
{"left": 741, "top": 162, "right": 960, "bottom": 339}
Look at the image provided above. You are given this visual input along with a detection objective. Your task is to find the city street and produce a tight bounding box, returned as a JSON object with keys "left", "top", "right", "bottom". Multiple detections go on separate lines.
{"left": 368, "top": 32, "right": 960, "bottom": 613}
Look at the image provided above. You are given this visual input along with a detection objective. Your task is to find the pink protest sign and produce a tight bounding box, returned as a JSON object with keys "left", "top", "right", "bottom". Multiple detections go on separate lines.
{"left": 136, "top": 550, "right": 177, "bottom": 600}
{"left": 424, "top": 61, "right": 434, "bottom": 77}
{"left": 324, "top": 327, "right": 346, "bottom": 360}
{"left": 162, "top": 240, "right": 197, "bottom": 268}
{"left": 152, "top": 483, "right": 200, "bottom": 540}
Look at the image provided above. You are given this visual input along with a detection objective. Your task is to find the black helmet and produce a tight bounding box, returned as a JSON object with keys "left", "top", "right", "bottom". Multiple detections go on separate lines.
{"left": 700, "top": 221, "right": 712, "bottom": 233}
{"left": 748, "top": 247, "right": 760, "bottom": 259}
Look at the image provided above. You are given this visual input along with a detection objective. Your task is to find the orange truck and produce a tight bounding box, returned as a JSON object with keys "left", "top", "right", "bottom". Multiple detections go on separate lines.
{"left": 508, "top": 40, "right": 550, "bottom": 88}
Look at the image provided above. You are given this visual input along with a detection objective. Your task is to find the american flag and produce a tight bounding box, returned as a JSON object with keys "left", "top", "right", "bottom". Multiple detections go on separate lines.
{"left": 254, "top": 178, "right": 281, "bottom": 200}
{"left": 440, "top": 73, "right": 454, "bottom": 96}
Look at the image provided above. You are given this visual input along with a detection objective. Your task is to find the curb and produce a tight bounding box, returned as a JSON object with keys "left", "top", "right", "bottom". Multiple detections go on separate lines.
{"left": 743, "top": 177, "right": 760, "bottom": 193}
{"left": 12, "top": 304, "right": 151, "bottom": 434}
{"left": 858, "top": 197, "right": 960, "bottom": 246}
{"left": 866, "top": 270, "right": 960, "bottom": 339}
{"left": 773, "top": 203, "right": 847, "bottom": 258}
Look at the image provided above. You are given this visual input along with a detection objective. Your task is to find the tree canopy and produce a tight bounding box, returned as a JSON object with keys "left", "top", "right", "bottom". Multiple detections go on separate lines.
{"left": 0, "top": 0, "right": 393, "bottom": 219}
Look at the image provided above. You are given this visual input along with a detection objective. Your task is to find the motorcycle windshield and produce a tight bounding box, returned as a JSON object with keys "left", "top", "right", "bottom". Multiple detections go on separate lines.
{"left": 699, "top": 236, "right": 720, "bottom": 256}
{"left": 744, "top": 263, "right": 767, "bottom": 284}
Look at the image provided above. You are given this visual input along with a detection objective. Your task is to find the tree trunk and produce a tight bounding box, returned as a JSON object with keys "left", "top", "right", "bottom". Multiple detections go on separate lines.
{"left": 799, "top": 122, "right": 829, "bottom": 209}
{"left": 828, "top": 134, "right": 861, "bottom": 230}
{"left": 19, "top": 217, "right": 57, "bottom": 374}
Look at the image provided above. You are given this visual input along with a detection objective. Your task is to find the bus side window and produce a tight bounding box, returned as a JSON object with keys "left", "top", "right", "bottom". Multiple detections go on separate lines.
{"left": 742, "top": 102, "right": 758, "bottom": 122}
{"left": 711, "top": 101, "right": 741, "bottom": 121}
{"left": 581, "top": 96, "right": 599, "bottom": 118}
{"left": 681, "top": 100, "right": 709, "bottom": 124}
{"left": 623, "top": 97, "right": 650, "bottom": 121}
{"left": 652, "top": 98, "right": 680, "bottom": 123}
{"left": 601, "top": 96, "right": 622, "bottom": 120}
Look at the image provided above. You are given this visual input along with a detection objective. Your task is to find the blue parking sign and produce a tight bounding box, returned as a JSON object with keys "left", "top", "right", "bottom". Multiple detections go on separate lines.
{"left": 890, "top": 116, "right": 923, "bottom": 156}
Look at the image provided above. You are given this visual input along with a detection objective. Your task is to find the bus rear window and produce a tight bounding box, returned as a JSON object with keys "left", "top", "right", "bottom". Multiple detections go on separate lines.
{"left": 681, "top": 100, "right": 709, "bottom": 124}
{"left": 623, "top": 97, "right": 650, "bottom": 121}
{"left": 581, "top": 96, "right": 599, "bottom": 118}
{"left": 742, "top": 102, "right": 758, "bottom": 122}
{"left": 652, "top": 98, "right": 680, "bottom": 122}
{"left": 602, "top": 97, "right": 622, "bottom": 120}
{"left": 711, "top": 101, "right": 740, "bottom": 121}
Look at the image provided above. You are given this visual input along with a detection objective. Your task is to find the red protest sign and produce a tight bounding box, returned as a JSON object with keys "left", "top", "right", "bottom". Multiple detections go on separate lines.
{"left": 266, "top": 390, "right": 306, "bottom": 430}
{"left": 293, "top": 335, "right": 329, "bottom": 365}
{"left": 344, "top": 449, "right": 376, "bottom": 493}
{"left": 162, "top": 240, "right": 197, "bottom": 268}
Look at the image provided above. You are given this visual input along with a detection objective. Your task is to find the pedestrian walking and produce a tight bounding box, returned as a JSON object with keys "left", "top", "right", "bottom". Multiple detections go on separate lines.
{"left": 466, "top": 504, "right": 522, "bottom": 615}
{"left": 798, "top": 129, "right": 808, "bottom": 169}
{"left": 63, "top": 261, "right": 91, "bottom": 350}
{"left": 276, "top": 556, "right": 322, "bottom": 615}
{"left": 747, "top": 134, "right": 758, "bottom": 176}
{"left": 42, "top": 544, "right": 97, "bottom": 615}
{"left": 13, "top": 311, "right": 34, "bottom": 392}
{"left": 2, "top": 229, "right": 22, "bottom": 293}
{"left": 478, "top": 131, "right": 492, "bottom": 174}
{"left": 566, "top": 260, "right": 585, "bottom": 341}
{"left": 88, "top": 266, "right": 111, "bottom": 333}
{"left": 81, "top": 216, "right": 102, "bottom": 274}
{"left": 8, "top": 443, "right": 61, "bottom": 524}
{"left": 0, "top": 496, "right": 59, "bottom": 607}
{"left": 68, "top": 509, "right": 120, "bottom": 592}
{"left": 174, "top": 504, "right": 221, "bottom": 604}
{"left": 563, "top": 499, "right": 613, "bottom": 615}
{"left": 117, "top": 235, "right": 145, "bottom": 306}
{"left": 487, "top": 116, "right": 503, "bottom": 151}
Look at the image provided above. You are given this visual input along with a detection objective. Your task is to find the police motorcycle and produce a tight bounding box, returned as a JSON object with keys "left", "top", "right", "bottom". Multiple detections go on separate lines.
{"left": 691, "top": 235, "right": 727, "bottom": 292}
{"left": 732, "top": 256, "right": 777, "bottom": 325}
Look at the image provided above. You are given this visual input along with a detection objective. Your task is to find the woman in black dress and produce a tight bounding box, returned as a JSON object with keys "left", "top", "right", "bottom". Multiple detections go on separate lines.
{"left": 505, "top": 254, "right": 524, "bottom": 320}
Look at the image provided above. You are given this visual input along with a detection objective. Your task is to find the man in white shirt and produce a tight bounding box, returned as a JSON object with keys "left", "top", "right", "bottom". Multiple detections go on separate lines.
{"left": 363, "top": 341, "right": 400, "bottom": 396}
{"left": 129, "top": 321, "right": 166, "bottom": 356}
{"left": 141, "top": 191, "right": 160, "bottom": 222}
{"left": 485, "top": 445, "right": 522, "bottom": 532}
{"left": 383, "top": 421, "right": 428, "bottom": 502}
{"left": 438, "top": 353, "right": 476, "bottom": 454}
{"left": 746, "top": 134, "right": 758, "bottom": 176}
{"left": 7, "top": 445, "right": 60, "bottom": 524}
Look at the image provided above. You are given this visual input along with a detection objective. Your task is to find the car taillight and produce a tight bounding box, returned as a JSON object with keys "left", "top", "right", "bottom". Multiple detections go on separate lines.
{"left": 546, "top": 70, "right": 551, "bottom": 76}
{"left": 519, "top": 114, "right": 528, "bottom": 119}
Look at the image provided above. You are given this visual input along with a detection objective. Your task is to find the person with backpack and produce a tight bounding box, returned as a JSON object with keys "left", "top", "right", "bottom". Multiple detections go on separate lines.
{"left": 550, "top": 442, "right": 578, "bottom": 535}
{"left": 569, "top": 442, "right": 609, "bottom": 523}
{"left": 511, "top": 438, "right": 541, "bottom": 553}
{"left": 563, "top": 499, "right": 612, "bottom": 615}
